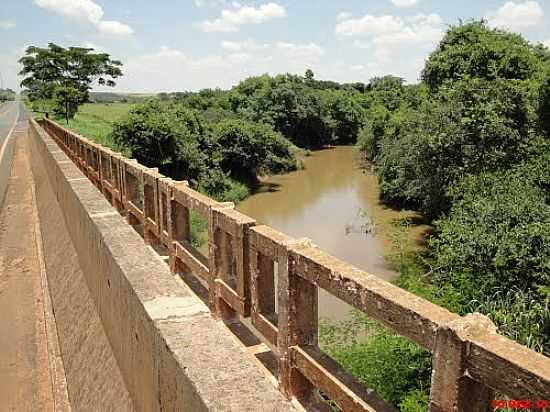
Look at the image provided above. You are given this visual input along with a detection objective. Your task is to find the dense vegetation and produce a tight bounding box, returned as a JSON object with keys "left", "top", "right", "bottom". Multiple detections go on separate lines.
{"left": 110, "top": 100, "right": 299, "bottom": 202}
{"left": 21, "top": 21, "right": 550, "bottom": 411}
{"left": 320, "top": 21, "right": 550, "bottom": 411}
{"left": 110, "top": 69, "right": 380, "bottom": 201}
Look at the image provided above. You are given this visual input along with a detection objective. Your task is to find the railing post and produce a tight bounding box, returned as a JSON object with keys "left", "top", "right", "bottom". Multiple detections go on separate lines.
{"left": 278, "top": 239, "right": 318, "bottom": 401}
{"left": 168, "top": 185, "right": 192, "bottom": 274}
{"left": 429, "top": 313, "right": 495, "bottom": 412}
{"left": 208, "top": 203, "right": 241, "bottom": 321}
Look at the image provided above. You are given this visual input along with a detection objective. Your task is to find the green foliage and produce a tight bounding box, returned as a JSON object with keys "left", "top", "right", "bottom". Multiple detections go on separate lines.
{"left": 538, "top": 70, "right": 550, "bottom": 137}
{"left": 468, "top": 288, "right": 550, "bottom": 355}
{"left": 190, "top": 212, "right": 208, "bottom": 248}
{"left": 227, "top": 73, "right": 366, "bottom": 148}
{"left": 111, "top": 101, "right": 207, "bottom": 181}
{"left": 110, "top": 100, "right": 297, "bottom": 201}
{"left": 430, "top": 172, "right": 550, "bottom": 297}
{"left": 376, "top": 79, "right": 533, "bottom": 216}
{"left": 422, "top": 21, "right": 545, "bottom": 92}
{"left": 19, "top": 43, "right": 123, "bottom": 118}
{"left": 197, "top": 168, "right": 250, "bottom": 203}
{"left": 356, "top": 104, "right": 391, "bottom": 160}
{"left": 320, "top": 314, "right": 431, "bottom": 411}
{"left": 211, "top": 119, "right": 296, "bottom": 181}
{"left": 365, "top": 75, "right": 406, "bottom": 111}
{"left": 344, "top": 20, "right": 550, "bottom": 409}
{"left": 52, "top": 85, "right": 86, "bottom": 123}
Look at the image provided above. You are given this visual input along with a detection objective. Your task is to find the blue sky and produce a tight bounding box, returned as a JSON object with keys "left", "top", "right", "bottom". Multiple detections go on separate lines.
{"left": 1, "top": 0, "right": 550, "bottom": 92}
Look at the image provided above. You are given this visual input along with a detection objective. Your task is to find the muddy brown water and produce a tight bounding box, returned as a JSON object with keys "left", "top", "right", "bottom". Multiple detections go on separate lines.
{"left": 237, "top": 146, "right": 420, "bottom": 322}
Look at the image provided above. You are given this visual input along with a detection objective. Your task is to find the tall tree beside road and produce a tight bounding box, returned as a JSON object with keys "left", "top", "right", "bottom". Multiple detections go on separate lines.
{"left": 18, "top": 43, "right": 123, "bottom": 123}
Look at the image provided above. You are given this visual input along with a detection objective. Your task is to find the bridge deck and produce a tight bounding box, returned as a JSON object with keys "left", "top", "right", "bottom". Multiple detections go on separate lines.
{"left": 0, "top": 123, "right": 70, "bottom": 412}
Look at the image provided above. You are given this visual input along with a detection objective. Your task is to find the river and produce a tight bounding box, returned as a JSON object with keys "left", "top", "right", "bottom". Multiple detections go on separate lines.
{"left": 237, "top": 146, "right": 422, "bottom": 321}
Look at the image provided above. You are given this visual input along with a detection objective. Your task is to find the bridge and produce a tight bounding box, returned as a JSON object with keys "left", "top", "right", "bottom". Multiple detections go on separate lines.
{"left": 0, "top": 107, "right": 549, "bottom": 411}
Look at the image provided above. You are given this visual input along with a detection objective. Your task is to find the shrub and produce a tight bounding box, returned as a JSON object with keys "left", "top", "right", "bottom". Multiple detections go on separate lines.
{"left": 376, "top": 79, "right": 533, "bottom": 216}
{"left": 320, "top": 314, "right": 431, "bottom": 410}
{"left": 430, "top": 172, "right": 550, "bottom": 298}
{"left": 211, "top": 119, "right": 297, "bottom": 182}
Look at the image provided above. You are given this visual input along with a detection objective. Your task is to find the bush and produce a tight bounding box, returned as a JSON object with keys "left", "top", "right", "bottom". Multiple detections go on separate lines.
{"left": 320, "top": 314, "right": 431, "bottom": 410}
{"left": 376, "top": 79, "right": 533, "bottom": 216}
{"left": 211, "top": 119, "right": 297, "bottom": 182}
{"left": 197, "top": 168, "right": 249, "bottom": 203}
{"left": 111, "top": 100, "right": 207, "bottom": 182}
{"left": 538, "top": 71, "right": 550, "bottom": 137}
{"left": 422, "top": 21, "right": 544, "bottom": 92}
{"left": 430, "top": 172, "right": 550, "bottom": 299}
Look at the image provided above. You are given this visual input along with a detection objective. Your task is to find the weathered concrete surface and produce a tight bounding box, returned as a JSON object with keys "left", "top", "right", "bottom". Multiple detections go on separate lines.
{"left": 30, "top": 122, "right": 134, "bottom": 411}
{"left": 0, "top": 123, "right": 69, "bottom": 411}
{"left": 30, "top": 119, "right": 297, "bottom": 411}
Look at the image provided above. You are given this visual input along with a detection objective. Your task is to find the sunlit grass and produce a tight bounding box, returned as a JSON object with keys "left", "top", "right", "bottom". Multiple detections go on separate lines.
{"left": 61, "top": 102, "right": 134, "bottom": 148}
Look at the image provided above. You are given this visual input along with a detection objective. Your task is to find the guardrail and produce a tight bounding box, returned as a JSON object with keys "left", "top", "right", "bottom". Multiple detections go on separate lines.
{"left": 42, "top": 118, "right": 550, "bottom": 412}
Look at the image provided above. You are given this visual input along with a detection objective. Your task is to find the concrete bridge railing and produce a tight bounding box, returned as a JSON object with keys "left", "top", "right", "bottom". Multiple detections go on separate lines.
{"left": 41, "top": 118, "right": 550, "bottom": 411}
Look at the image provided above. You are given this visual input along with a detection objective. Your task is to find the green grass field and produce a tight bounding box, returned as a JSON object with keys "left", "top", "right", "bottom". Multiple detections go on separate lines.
{"left": 60, "top": 102, "right": 134, "bottom": 148}
{"left": 26, "top": 101, "right": 134, "bottom": 148}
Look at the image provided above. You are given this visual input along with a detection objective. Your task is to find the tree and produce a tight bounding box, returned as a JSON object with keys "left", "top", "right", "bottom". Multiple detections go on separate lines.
{"left": 52, "top": 86, "right": 85, "bottom": 123}
{"left": 422, "top": 21, "right": 544, "bottom": 92}
{"left": 376, "top": 79, "right": 533, "bottom": 216}
{"left": 19, "top": 43, "right": 123, "bottom": 121}
{"left": 538, "top": 71, "right": 550, "bottom": 137}
{"left": 211, "top": 119, "right": 297, "bottom": 181}
{"left": 111, "top": 101, "right": 206, "bottom": 181}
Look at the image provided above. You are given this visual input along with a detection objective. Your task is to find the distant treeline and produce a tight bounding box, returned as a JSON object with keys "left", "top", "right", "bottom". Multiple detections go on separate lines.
{"left": 113, "top": 71, "right": 422, "bottom": 202}
{"left": 155, "top": 72, "right": 423, "bottom": 149}
{"left": 89, "top": 91, "right": 153, "bottom": 104}
{"left": 0, "top": 88, "right": 16, "bottom": 101}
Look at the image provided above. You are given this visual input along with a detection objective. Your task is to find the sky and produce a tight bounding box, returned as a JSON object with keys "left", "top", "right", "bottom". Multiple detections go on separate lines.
{"left": 1, "top": 0, "right": 550, "bottom": 92}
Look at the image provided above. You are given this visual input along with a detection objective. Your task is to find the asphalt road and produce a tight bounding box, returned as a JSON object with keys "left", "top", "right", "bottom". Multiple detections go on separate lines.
{"left": 0, "top": 101, "right": 22, "bottom": 148}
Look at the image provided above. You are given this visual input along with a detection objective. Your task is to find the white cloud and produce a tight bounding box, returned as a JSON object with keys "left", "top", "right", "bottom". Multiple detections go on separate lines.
{"left": 335, "top": 14, "right": 405, "bottom": 36}
{"left": 97, "top": 20, "right": 133, "bottom": 36}
{"left": 82, "top": 42, "right": 107, "bottom": 52}
{"left": 486, "top": 1, "right": 544, "bottom": 30}
{"left": 275, "top": 42, "right": 324, "bottom": 59}
{"left": 34, "top": 0, "right": 103, "bottom": 24}
{"left": 220, "top": 39, "right": 323, "bottom": 59}
{"left": 193, "top": 0, "right": 226, "bottom": 7}
{"left": 221, "top": 39, "right": 268, "bottom": 51}
{"left": 337, "top": 12, "right": 353, "bottom": 21}
{"left": 335, "top": 13, "right": 443, "bottom": 43}
{"left": 0, "top": 20, "right": 16, "bottom": 30}
{"left": 116, "top": 40, "right": 327, "bottom": 92}
{"left": 201, "top": 2, "right": 286, "bottom": 32}
{"left": 34, "top": 0, "right": 133, "bottom": 36}
{"left": 335, "top": 12, "right": 444, "bottom": 82}
{"left": 390, "top": 0, "right": 419, "bottom": 7}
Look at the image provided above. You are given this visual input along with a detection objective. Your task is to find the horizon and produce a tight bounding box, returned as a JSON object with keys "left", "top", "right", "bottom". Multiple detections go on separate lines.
{"left": 2, "top": 0, "right": 550, "bottom": 93}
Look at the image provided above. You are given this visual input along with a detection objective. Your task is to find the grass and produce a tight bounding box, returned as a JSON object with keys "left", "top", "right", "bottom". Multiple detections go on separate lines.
{"left": 58, "top": 102, "right": 134, "bottom": 148}
{"left": 25, "top": 101, "right": 134, "bottom": 149}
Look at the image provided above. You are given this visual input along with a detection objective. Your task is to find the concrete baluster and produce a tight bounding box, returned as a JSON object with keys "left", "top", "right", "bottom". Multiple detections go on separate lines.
{"left": 278, "top": 242, "right": 318, "bottom": 401}
{"left": 429, "top": 313, "right": 495, "bottom": 412}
